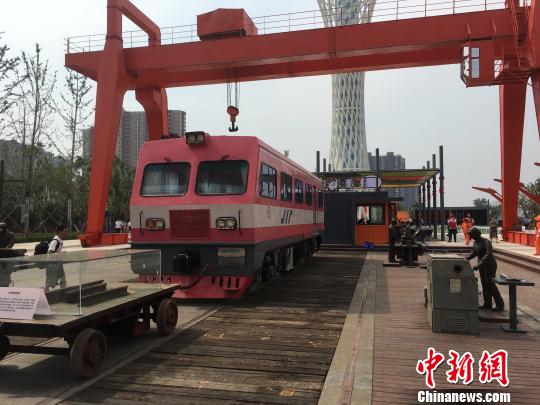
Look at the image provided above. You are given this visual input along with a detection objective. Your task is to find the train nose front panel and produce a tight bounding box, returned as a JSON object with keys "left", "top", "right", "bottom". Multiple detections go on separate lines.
{"left": 169, "top": 209, "right": 210, "bottom": 239}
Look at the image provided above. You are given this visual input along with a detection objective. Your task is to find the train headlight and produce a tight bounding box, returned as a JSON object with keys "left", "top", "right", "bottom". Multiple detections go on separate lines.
{"left": 146, "top": 218, "right": 165, "bottom": 231}
{"left": 216, "top": 217, "right": 237, "bottom": 230}
{"left": 185, "top": 131, "right": 206, "bottom": 145}
{"left": 216, "top": 219, "right": 226, "bottom": 229}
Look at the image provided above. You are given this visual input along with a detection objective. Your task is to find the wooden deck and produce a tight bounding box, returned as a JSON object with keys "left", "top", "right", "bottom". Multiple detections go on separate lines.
{"left": 373, "top": 254, "right": 540, "bottom": 405}
{"left": 64, "top": 251, "right": 365, "bottom": 405}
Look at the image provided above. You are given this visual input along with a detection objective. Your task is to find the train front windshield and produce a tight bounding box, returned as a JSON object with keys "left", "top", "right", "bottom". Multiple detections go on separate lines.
{"left": 196, "top": 160, "right": 248, "bottom": 195}
{"left": 141, "top": 162, "right": 190, "bottom": 196}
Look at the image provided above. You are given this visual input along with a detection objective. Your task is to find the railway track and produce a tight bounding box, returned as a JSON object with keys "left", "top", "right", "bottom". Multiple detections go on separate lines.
{"left": 64, "top": 250, "right": 365, "bottom": 405}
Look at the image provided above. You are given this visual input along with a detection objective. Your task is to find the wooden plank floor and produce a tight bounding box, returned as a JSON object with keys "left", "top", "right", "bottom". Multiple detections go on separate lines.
{"left": 372, "top": 254, "right": 540, "bottom": 405}
{"left": 64, "top": 250, "right": 365, "bottom": 405}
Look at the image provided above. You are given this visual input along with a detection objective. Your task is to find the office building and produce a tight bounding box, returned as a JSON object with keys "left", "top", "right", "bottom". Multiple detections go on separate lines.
{"left": 82, "top": 109, "right": 186, "bottom": 167}
{"left": 368, "top": 151, "right": 417, "bottom": 208}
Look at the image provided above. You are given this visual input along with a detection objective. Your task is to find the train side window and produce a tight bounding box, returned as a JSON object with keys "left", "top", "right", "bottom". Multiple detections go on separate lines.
{"left": 305, "top": 184, "right": 312, "bottom": 205}
{"left": 318, "top": 189, "right": 324, "bottom": 208}
{"left": 259, "top": 163, "right": 277, "bottom": 199}
{"left": 141, "top": 162, "right": 190, "bottom": 196}
{"left": 295, "top": 179, "right": 304, "bottom": 204}
{"left": 357, "top": 204, "right": 385, "bottom": 225}
{"left": 280, "top": 173, "right": 292, "bottom": 202}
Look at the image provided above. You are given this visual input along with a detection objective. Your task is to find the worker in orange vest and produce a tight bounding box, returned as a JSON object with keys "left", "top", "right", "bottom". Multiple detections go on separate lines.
{"left": 462, "top": 217, "right": 472, "bottom": 245}
{"left": 535, "top": 215, "right": 540, "bottom": 256}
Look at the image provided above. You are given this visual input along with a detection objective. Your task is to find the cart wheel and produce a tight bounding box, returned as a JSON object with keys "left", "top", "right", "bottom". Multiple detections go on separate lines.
{"left": 70, "top": 328, "right": 107, "bottom": 378}
{"left": 156, "top": 299, "right": 178, "bottom": 336}
{"left": 0, "top": 335, "right": 10, "bottom": 360}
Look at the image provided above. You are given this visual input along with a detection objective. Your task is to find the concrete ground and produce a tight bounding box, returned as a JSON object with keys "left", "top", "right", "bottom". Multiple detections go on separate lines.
{"left": 12, "top": 239, "right": 129, "bottom": 254}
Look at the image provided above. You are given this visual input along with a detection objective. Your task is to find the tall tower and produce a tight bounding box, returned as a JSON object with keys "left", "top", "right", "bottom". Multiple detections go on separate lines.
{"left": 318, "top": 0, "right": 375, "bottom": 170}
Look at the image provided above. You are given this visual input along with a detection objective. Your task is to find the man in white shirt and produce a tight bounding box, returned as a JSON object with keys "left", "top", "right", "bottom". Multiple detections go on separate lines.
{"left": 115, "top": 219, "right": 122, "bottom": 233}
{"left": 45, "top": 225, "right": 68, "bottom": 291}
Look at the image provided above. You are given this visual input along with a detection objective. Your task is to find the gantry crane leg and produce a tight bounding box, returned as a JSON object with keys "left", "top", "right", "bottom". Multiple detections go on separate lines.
{"left": 499, "top": 82, "right": 527, "bottom": 239}
{"left": 82, "top": 0, "right": 167, "bottom": 246}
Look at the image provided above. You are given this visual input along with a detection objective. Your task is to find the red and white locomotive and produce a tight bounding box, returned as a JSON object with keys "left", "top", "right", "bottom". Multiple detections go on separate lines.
{"left": 130, "top": 132, "right": 324, "bottom": 299}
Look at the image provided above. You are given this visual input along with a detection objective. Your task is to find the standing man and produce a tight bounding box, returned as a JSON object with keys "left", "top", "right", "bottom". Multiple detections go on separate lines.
{"left": 447, "top": 213, "right": 457, "bottom": 242}
{"left": 388, "top": 219, "right": 400, "bottom": 263}
{"left": 467, "top": 227, "right": 504, "bottom": 312}
{"left": 489, "top": 217, "right": 499, "bottom": 243}
{"left": 115, "top": 219, "right": 122, "bottom": 233}
{"left": 45, "top": 225, "right": 68, "bottom": 292}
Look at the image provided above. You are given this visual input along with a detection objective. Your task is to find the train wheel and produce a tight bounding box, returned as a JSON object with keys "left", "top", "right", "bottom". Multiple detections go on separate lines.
{"left": 0, "top": 335, "right": 10, "bottom": 360}
{"left": 70, "top": 328, "right": 107, "bottom": 378}
{"left": 156, "top": 299, "right": 178, "bottom": 336}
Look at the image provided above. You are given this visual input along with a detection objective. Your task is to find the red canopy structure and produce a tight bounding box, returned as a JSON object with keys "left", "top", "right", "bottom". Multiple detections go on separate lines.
{"left": 65, "top": 0, "right": 540, "bottom": 245}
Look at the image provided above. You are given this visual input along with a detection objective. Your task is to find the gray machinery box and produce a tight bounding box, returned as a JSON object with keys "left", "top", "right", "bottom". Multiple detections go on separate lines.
{"left": 426, "top": 254, "right": 479, "bottom": 335}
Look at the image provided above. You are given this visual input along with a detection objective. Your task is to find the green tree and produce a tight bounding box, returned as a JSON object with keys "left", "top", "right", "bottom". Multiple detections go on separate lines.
{"left": 108, "top": 158, "right": 135, "bottom": 222}
{"left": 473, "top": 197, "right": 501, "bottom": 220}
{"left": 69, "top": 157, "right": 134, "bottom": 232}
{"left": 7, "top": 44, "right": 57, "bottom": 235}
{"left": 0, "top": 33, "right": 19, "bottom": 128}
{"left": 518, "top": 178, "right": 540, "bottom": 228}
{"left": 56, "top": 68, "right": 94, "bottom": 231}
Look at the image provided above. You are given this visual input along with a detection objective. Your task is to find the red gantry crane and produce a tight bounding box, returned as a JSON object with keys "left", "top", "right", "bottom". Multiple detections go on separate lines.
{"left": 65, "top": 0, "right": 540, "bottom": 246}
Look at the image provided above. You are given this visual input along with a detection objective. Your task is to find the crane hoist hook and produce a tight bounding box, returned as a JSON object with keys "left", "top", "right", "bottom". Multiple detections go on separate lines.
{"left": 227, "top": 80, "right": 240, "bottom": 132}
{"left": 227, "top": 105, "right": 239, "bottom": 132}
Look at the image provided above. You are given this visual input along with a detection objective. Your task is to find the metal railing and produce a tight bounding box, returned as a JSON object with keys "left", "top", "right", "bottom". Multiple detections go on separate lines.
{"left": 65, "top": 0, "right": 511, "bottom": 53}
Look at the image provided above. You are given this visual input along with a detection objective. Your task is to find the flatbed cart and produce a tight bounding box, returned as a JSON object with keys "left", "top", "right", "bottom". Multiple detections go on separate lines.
{"left": 0, "top": 248, "right": 178, "bottom": 378}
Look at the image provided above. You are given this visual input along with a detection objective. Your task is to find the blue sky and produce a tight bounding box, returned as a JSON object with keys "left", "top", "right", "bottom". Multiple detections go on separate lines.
{"left": 1, "top": 0, "right": 539, "bottom": 206}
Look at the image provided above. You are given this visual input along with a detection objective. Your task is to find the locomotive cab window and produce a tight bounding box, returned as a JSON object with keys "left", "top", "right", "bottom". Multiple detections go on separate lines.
{"left": 260, "top": 163, "right": 277, "bottom": 199}
{"left": 295, "top": 179, "right": 304, "bottom": 204}
{"left": 357, "top": 204, "right": 384, "bottom": 225}
{"left": 196, "top": 160, "right": 248, "bottom": 195}
{"left": 141, "top": 162, "right": 190, "bottom": 196}
{"left": 305, "top": 184, "right": 313, "bottom": 205}
{"left": 280, "top": 173, "right": 292, "bottom": 202}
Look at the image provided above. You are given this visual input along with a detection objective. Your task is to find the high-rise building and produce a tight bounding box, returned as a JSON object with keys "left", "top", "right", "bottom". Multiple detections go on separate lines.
{"left": 82, "top": 109, "right": 186, "bottom": 167}
{"left": 318, "top": 0, "right": 375, "bottom": 170}
{"left": 368, "top": 151, "right": 417, "bottom": 208}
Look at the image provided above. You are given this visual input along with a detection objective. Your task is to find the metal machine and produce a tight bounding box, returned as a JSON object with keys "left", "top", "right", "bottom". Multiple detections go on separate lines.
{"left": 426, "top": 254, "right": 479, "bottom": 335}
{"left": 398, "top": 224, "right": 424, "bottom": 266}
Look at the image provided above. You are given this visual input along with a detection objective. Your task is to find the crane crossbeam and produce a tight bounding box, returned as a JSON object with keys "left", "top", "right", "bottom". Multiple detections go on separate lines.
{"left": 66, "top": 10, "right": 515, "bottom": 88}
